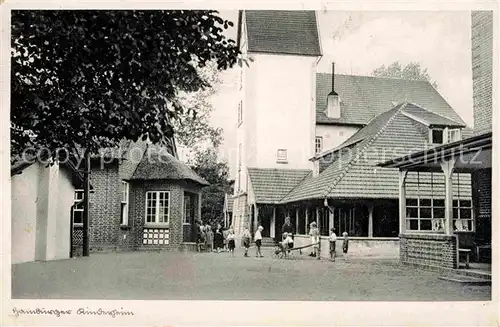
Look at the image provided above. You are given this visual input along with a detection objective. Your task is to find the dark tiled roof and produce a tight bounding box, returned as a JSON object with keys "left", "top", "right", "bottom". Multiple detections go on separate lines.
{"left": 130, "top": 145, "right": 209, "bottom": 186}
{"left": 248, "top": 168, "right": 312, "bottom": 204}
{"left": 316, "top": 74, "right": 466, "bottom": 126}
{"left": 244, "top": 10, "right": 321, "bottom": 56}
{"left": 283, "top": 103, "right": 471, "bottom": 202}
{"left": 401, "top": 103, "right": 466, "bottom": 127}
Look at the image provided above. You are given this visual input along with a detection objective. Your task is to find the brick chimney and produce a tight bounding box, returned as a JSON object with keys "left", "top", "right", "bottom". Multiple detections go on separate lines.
{"left": 326, "top": 62, "right": 340, "bottom": 118}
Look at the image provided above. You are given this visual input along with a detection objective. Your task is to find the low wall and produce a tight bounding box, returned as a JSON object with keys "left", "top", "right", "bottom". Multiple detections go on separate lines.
{"left": 400, "top": 233, "right": 458, "bottom": 269}
{"left": 293, "top": 235, "right": 399, "bottom": 259}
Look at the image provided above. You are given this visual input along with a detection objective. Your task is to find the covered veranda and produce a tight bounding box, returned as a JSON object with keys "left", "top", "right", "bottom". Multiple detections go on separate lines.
{"left": 379, "top": 132, "right": 492, "bottom": 271}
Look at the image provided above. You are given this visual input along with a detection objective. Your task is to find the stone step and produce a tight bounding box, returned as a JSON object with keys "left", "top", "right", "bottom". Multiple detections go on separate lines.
{"left": 438, "top": 275, "right": 491, "bottom": 285}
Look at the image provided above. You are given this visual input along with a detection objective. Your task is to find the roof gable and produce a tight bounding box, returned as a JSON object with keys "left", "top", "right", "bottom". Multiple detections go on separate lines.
{"left": 316, "top": 74, "right": 466, "bottom": 126}
{"left": 242, "top": 10, "right": 321, "bottom": 57}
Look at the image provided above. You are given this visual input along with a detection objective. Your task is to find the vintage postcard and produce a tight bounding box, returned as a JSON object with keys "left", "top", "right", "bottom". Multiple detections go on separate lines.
{"left": 1, "top": 0, "right": 498, "bottom": 326}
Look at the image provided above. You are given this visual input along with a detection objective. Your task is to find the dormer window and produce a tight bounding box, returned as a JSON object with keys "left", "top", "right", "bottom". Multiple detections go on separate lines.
{"left": 447, "top": 128, "right": 462, "bottom": 143}
{"left": 430, "top": 128, "right": 444, "bottom": 145}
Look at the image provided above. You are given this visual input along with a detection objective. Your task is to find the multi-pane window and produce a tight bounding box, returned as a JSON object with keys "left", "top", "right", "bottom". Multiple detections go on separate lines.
{"left": 237, "top": 101, "right": 243, "bottom": 126}
{"left": 72, "top": 189, "right": 84, "bottom": 226}
{"left": 453, "top": 199, "right": 474, "bottom": 231}
{"left": 184, "top": 194, "right": 192, "bottom": 225}
{"left": 406, "top": 198, "right": 445, "bottom": 232}
{"left": 447, "top": 128, "right": 462, "bottom": 143}
{"left": 315, "top": 136, "right": 323, "bottom": 154}
{"left": 405, "top": 198, "right": 474, "bottom": 232}
{"left": 431, "top": 129, "right": 444, "bottom": 144}
{"left": 277, "top": 149, "right": 288, "bottom": 163}
{"left": 145, "top": 191, "right": 170, "bottom": 224}
{"left": 121, "top": 181, "right": 129, "bottom": 226}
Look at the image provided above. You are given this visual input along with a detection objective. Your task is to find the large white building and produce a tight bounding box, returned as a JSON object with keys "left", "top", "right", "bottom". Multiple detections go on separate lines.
{"left": 231, "top": 10, "right": 471, "bottom": 251}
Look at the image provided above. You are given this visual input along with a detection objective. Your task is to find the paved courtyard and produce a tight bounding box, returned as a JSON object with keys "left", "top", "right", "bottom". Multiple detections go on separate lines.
{"left": 12, "top": 248, "right": 491, "bottom": 301}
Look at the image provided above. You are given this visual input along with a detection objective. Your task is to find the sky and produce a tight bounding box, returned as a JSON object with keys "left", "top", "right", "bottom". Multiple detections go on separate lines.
{"left": 206, "top": 10, "right": 474, "bottom": 178}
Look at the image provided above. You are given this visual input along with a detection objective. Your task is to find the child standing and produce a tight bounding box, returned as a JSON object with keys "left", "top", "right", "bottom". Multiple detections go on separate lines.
{"left": 329, "top": 228, "right": 337, "bottom": 262}
{"left": 214, "top": 224, "right": 224, "bottom": 253}
{"left": 205, "top": 224, "right": 214, "bottom": 252}
{"left": 283, "top": 232, "right": 294, "bottom": 255}
{"left": 227, "top": 228, "right": 236, "bottom": 257}
{"left": 308, "top": 222, "right": 319, "bottom": 257}
{"left": 254, "top": 225, "right": 264, "bottom": 258}
{"left": 242, "top": 226, "right": 251, "bottom": 257}
{"left": 342, "top": 231, "right": 349, "bottom": 261}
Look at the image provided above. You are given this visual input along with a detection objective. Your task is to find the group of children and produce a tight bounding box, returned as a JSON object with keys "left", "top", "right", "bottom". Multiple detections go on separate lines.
{"left": 328, "top": 227, "right": 349, "bottom": 262}
{"left": 198, "top": 221, "right": 349, "bottom": 261}
{"left": 197, "top": 223, "right": 235, "bottom": 253}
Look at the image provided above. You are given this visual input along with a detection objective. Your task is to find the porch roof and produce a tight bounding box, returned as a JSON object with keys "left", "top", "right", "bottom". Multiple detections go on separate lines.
{"left": 378, "top": 132, "right": 492, "bottom": 172}
{"left": 248, "top": 168, "right": 311, "bottom": 204}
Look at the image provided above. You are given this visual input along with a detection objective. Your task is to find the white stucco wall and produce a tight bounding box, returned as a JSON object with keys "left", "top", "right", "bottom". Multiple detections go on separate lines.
{"left": 234, "top": 14, "right": 319, "bottom": 194}
{"left": 316, "top": 125, "right": 360, "bottom": 152}
{"left": 11, "top": 163, "right": 40, "bottom": 264}
{"left": 11, "top": 162, "right": 74, "bottom": 264}
{"left": 253, "top": 55, "right": 317, "bottom": 169}
{"left": 55, "top": 166, "right": 74, "bottom": 260}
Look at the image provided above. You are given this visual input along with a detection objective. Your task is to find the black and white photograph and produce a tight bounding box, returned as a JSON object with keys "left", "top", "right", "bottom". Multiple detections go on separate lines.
{"left": 2, "top": 1, "right": 497, "bottom": 326}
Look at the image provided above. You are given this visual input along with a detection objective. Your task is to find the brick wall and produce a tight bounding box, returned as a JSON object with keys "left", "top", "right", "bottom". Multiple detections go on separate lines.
{"left": 472, "top": 168, "right": 491, "bottom": 244}
{"left": 89, "top": 161, "right": 121, "bottom": 252}
{"left": 471, "top": 11, "right": 493, "bottom": 135}
{"left": 130, "top": 180, "right": 202, "bottom": 250}
{"left": 400, "top": 233, "right": 457, "bottom": 269}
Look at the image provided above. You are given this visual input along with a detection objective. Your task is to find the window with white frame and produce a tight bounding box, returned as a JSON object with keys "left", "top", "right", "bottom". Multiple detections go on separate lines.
{"left": 72, "top": 189, "right": 84, "bottom": 226}
{"left": 453, "top": 173, "right": 474, "bottom": 231}
{"left": 121, "top": 181, "right": 129, "bottom": 226}
{"left": 405, "top": 171, "right": 474, "bottom": 232}
{"left": 430, "top": 128, "right": 444, "bottom": 145}
{"left": 447, "top": 128, "right": 462, "bottom": 143}
{"left": 406, "top": 198, "right": 445, "bottom": 232}
{"left": 315, "top": 136, "right": 323, "bottom": 154}
{"left": 453, "top": 199, "right": 474, "bottom": 231}
{"left": 277, "top": 149, "right": 288, "bottom": 163}
{"left": 145, "top": 191, "right": 170, "bottom": 225}
{"left": 237, "top": 101, "right": 243, "bottom": 126}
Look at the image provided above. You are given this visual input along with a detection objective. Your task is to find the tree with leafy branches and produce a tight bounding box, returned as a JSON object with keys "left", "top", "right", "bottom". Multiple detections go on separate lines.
{"left": 173, "top": 59, "right": 223, "bottom": 150}
{"left": 11, "top": 10, "right": 241, "bottom": 160}
{"left": 372, "top": 61, "right": 438, "bottom": 88}
{"left": 11, "top": 10, "right": 242, "bottom": 256}
{"left": 188, "top": 147, "right": 233, "bottom": 228}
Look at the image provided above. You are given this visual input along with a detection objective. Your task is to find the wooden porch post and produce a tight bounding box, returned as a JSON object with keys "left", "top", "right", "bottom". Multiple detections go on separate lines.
{"left": 316, "top": 206, "right": 321, "bottom": 259}
{"left": 441, "top": 159, "right": 457, "bottom": 236}
{"left": 329, "top": 208, "right": 334, "bottom": 232}
{"left": 254, "top": 204, "right": 259, "bottom": 230}
{"left": 305, "top": 207, "right": 309, "bottom": 231}
{"left": 271, "top": 207, "right": 276, "bottom": 238}
{"left": 399, "top": 170, "right": 408, "bottom": 235}
{"left": 368, "top": 202, "right": 374, "bottom": 238}
{"left": 295, "top": 208, "right": 299, "bottom": 234}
